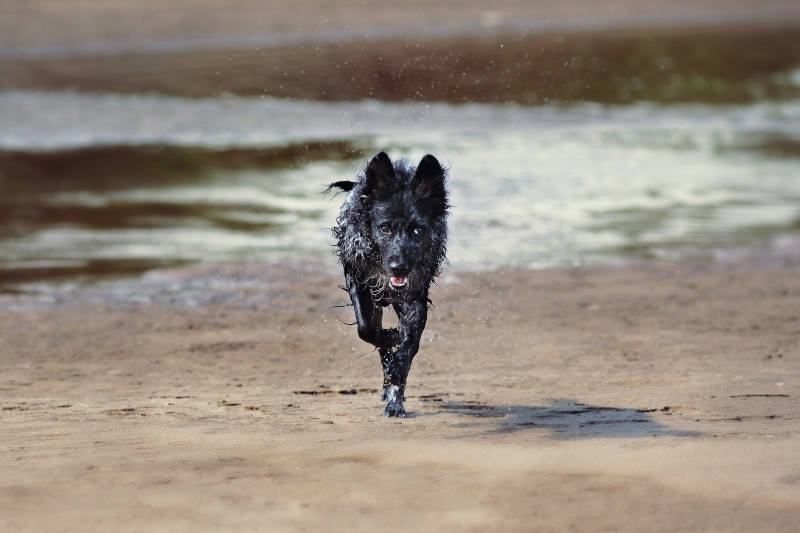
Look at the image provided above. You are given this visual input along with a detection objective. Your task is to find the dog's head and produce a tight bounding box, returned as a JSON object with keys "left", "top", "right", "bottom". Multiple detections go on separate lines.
{"left": 361, "top": 152, "right": 449, "bottom": 291}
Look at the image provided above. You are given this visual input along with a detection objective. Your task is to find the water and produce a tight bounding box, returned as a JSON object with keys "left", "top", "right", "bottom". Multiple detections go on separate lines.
{"left": 2, "top": 89, "right": 799, "bottom": 293}
{"left": 2, "top": 24, "right": 800, "bottom": 293}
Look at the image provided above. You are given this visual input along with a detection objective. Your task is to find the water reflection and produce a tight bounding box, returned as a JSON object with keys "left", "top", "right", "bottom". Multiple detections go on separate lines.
{"left": 0, "top": 143, "right": 366, "bottom": 284}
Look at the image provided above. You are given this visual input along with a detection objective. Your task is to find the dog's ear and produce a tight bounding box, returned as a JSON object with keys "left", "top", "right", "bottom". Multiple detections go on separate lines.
{"left": 412, "top": 155, "right": 448, "bottom": 210}
{"left": 364, "top": 152, "right": 396, "bottom": 197}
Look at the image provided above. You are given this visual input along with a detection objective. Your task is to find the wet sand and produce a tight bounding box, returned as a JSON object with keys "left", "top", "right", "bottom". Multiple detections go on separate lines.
{"left": 2, "top": 255, "right": 800, "bottom": 531}
{"left": 2, "top": 1, "right": 800, "bottom": 531}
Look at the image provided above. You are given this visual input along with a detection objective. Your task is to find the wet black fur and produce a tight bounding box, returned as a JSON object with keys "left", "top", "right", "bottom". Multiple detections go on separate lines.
{"left": 329, "top": 152, "right": 449, "bottom": 417}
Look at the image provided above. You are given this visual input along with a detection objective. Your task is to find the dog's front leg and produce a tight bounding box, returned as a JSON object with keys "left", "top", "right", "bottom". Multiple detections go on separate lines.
{"left": 382, "top": 300, "right": 427, "bottom": 417}
{"left": 346, "top": 272, "right": 398, "bottom": 350}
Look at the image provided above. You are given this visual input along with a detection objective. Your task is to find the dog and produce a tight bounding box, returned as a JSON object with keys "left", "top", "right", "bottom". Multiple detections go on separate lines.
{"left": 329, "top": 152, "right": 449, "bottom": 417}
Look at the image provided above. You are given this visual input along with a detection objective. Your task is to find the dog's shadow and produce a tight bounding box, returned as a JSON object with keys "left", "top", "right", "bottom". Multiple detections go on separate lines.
{"left": 415, "top": 397, "right": 699, "bottom": 440}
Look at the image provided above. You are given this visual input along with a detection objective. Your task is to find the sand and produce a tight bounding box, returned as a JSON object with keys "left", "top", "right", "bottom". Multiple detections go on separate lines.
{"left": 2, "top": 1, "right": 800, "bottom": 531}
{"left": 2, "top": 254, "right": 799, "bottom": 531}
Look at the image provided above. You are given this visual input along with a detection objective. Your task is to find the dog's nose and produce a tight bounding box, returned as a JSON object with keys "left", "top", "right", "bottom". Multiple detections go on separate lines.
{"left": 388, "top": 261, "right": 409, "bottom": 277}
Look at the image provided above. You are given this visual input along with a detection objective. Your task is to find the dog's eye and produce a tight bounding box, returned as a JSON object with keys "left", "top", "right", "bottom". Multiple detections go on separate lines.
{"left": 412, "top": 227, "right": 424, "bottom": 237}
{"left": 379, "top": 224, "right": 391, "bottom": 235}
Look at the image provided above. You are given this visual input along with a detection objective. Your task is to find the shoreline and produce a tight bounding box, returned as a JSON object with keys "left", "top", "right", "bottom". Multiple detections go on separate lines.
{"left": 2, "top": 232, "right": 800, "bottom": 310}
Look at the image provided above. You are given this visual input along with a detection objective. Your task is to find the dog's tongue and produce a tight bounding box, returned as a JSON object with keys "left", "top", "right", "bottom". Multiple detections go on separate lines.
{"left": 390, "top": 276, "right": 407, "bottom": 287}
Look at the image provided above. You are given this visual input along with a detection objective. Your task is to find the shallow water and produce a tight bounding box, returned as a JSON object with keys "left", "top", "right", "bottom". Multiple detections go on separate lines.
{"left": 2, "top": 90, "right": 799, "bottom": 293}
{"left": 2, "top": 24, "right": 800, "bottom": 293}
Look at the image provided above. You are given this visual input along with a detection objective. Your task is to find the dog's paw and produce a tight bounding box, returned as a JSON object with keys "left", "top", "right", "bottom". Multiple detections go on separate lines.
{"left": 382, "top": 385, "right": 406, "bottom": 417}
{"left": 383, "top": 402, "right": 407, "bottom": 418}
{"left": 384, "top": 327, "right": 400, "bottom": 347}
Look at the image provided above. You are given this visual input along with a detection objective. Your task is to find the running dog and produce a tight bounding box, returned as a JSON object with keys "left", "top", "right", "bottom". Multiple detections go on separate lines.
{"left": 329, "top": 152, "right": 449, "bottom": 417}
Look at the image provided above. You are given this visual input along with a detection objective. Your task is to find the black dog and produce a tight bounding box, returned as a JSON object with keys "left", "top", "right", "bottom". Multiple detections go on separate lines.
{"left": 329, "top": 152, "right": 449, "bottom": 417}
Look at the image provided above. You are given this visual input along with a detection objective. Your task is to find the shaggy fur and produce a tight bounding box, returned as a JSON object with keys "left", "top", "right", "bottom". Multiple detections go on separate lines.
{"left": 329, "top": 152, "right": 449, "bottom": 417}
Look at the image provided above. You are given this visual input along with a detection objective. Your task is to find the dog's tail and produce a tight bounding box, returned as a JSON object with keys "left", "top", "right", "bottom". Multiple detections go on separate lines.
{"left": 325, "top": 180, "right": 356, "bottom": 194}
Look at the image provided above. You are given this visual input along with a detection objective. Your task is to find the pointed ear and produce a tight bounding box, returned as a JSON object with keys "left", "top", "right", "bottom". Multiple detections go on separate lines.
{"left": 412, "top": 154, "right": 446, "bottom": 200}
{"left": 364, "top": 152, "right": 395, "bottom": 197}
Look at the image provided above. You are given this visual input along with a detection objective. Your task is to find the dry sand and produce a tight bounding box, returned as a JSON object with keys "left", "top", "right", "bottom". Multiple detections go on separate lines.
{"left": 2, "top": 1, "right": 800, "bottom": 531}
{"left": 1, "top": 255, "right": 799, "bottom": 531}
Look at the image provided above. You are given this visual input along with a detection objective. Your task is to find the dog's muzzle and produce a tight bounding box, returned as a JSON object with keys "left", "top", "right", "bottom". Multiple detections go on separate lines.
{"left": 390, "top": 276, "right": 408, "bottom": 289}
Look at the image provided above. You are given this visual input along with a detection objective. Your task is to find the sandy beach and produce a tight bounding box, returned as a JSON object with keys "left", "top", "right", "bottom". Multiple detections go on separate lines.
{"left": 2, "top": 254, "right": 799, "bottom": 531}
{"left": 2, "top": 1, "right": 800, "bottom": 531}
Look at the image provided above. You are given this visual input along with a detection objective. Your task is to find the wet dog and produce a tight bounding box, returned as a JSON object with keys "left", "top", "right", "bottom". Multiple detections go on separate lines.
{"left": 329, "top": 152, "right": 449, "bottom": 417}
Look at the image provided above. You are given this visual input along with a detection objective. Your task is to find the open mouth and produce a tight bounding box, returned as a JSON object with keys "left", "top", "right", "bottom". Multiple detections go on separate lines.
{"left": 389, "top": 276, "right": 408, "bottom": 289}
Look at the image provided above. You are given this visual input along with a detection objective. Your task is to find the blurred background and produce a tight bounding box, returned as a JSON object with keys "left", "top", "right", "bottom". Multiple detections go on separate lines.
{"left": 2, "top": 0, "right": 800, "bottom": 294}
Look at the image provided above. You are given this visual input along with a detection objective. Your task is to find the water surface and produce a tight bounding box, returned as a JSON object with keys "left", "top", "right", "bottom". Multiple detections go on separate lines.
{"left": 1, "top": 24, "right": 800, "bottom": 293}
